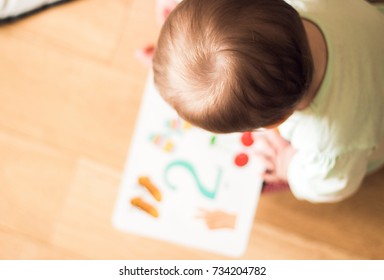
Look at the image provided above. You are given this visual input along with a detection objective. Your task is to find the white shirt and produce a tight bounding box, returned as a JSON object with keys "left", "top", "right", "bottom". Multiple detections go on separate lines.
{"left": 280, "top": 0, "right": 384, "bottom": 202}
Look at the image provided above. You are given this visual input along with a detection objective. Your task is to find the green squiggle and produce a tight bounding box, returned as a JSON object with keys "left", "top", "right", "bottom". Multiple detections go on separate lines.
{"left": 164, "top": 159, "right": 223, "bottom": 199}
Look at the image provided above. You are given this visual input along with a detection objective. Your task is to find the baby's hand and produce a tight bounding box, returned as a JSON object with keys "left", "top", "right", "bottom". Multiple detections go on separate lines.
{"left": 252, "top": 129, "right": 295, "bottom": 184}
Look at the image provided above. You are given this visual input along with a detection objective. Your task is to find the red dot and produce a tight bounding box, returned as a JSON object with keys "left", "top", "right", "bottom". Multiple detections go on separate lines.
{"left": 144, "top": 45, "right": 155, "bottom": 55}
{"left": 241, "top": 132, "right": 254, "bottom": 147}
{"left": 234, "top": 153, "right": 249, "bottom": 167}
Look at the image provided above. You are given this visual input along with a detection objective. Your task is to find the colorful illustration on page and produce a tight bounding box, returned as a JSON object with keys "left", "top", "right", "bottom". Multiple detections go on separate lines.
{"left": 112, "top": 74, "right": 263, "bottom": 257}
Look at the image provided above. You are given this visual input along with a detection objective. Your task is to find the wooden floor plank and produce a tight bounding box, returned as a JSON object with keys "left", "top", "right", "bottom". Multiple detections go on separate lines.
{"left": 0, "top": 131, "right": 75, "bottom": 240}
{"left": 0, "top": 226, "right": 85, "bottom": 259}
{"left": 255, "top": 169, "right": 384, "bottom": 259}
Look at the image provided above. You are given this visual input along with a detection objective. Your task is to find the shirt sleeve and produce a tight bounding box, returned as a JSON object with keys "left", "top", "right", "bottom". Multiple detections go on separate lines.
{"left": 287, "top": 149, "right": 370, "bottom": 203}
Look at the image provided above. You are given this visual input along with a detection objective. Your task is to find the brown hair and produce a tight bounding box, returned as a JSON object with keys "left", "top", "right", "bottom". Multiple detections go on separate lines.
{"left": 153, "top": 0, "right": 313, "bottom": 133}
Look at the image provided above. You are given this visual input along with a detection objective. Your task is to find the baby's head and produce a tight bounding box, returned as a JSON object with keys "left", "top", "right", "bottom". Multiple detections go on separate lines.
{"left": 153, "top": 0, "right": 313, "bottom": 133}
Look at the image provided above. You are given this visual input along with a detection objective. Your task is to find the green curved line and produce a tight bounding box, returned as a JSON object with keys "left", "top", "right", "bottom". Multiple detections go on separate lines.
{"left": 164, "top": 160, "right": 222, "bottom": 199}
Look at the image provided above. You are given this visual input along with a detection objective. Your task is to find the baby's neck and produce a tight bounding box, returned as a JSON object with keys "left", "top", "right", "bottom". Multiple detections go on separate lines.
{"left": 296, "top": 19, "right": 328, "bottom": 110}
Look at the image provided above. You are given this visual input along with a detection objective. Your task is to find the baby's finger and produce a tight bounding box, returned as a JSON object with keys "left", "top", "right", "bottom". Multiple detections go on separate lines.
{"left": 262, "top": 172, "right": 281, "bottom": 184}
{"left": 264, "top": 129, "right": 289, "bottom": 151}
{"left": 252, "top": 135, "right": 276, "bottom": 157}
{"left": 253, "top": 153, "right": 275, "bottom": 172}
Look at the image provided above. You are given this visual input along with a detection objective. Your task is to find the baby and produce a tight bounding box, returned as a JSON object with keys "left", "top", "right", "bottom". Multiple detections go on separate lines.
{"left": 152, "top": 0, "right": 384, "bottom": 203}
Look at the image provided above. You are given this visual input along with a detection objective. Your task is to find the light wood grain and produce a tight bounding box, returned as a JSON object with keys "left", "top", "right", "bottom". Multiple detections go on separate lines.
{"left": 0, "top": 0, "right": 383, "bottom": 260}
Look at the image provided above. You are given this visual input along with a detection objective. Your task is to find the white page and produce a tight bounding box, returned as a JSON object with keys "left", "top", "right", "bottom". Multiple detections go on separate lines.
{"left": 113, "top": 74, "right": 263, "bottom": 257}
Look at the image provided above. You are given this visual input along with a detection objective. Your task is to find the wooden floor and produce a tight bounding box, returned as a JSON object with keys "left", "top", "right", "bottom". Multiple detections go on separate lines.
{"left": 0, "top": 0, "right": 383, "bottom": 260}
